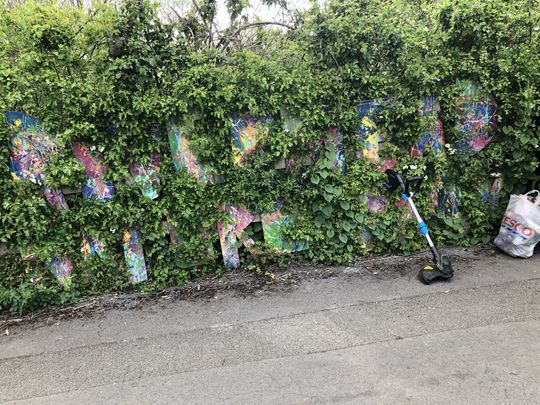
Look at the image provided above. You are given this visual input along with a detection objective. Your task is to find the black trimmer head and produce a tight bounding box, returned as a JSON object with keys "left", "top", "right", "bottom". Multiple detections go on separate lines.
{"left": 418, "top": 256, "right": 454, "bottom": 285}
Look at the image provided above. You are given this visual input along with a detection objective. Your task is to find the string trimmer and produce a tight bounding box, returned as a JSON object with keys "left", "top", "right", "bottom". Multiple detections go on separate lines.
{"left": 385, "top": 169, "right": 454, "bottom": 284}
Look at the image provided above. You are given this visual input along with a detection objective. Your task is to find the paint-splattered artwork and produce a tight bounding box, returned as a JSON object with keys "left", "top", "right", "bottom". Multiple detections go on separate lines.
{"left": 43, "top": 186, "right": 69, "bottom": 210}
{"left": 122, "top": 228, "right": 148, "bottom": 283}
{"left": 5, "top": 112, "right": 69, "bottom": 210}
{"left": 217, "top": 206, "right": 255, "bottom": 269}
{"left": 364, "top": 194, "right": 388, "bottom": 213}
{"left": 81, "top": 235, "right": 105, "bottom": 258}
{"left": 432, "top": 178, "right": 462, "bottom": 218}
{"left": 261, "top": 201, "right": 308, "bottom": 253}
{"left": 327, "top": 128, "right": 346, "bottom": 175}
{"left": 130, "top": 153, "right": 160, "bottom": 200}
{"left": 411, "top": 97, "right": 445, "bottom": 158}
{"left": 168, "top": 124, "right": 209, "bottom": 182}
{"left": 479, "top": 178, "right": 503, "bottom": 209}
{"left": 72, "top": 143, "right": 115, "bottom": 201}
{"left": 49, "top": 256, "right": 73, "bottom": 287}
{"left": 231, "top": 113, "right": 270, "bottom": 165}
{"left": 455, "top": 81, "right": 497, "bottom": 153}
{"left": 356, "top": 100, "right": 385, "bottom": 163}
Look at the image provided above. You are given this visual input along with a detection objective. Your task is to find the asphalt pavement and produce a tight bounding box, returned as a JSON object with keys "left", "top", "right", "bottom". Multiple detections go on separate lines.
{"left": 1, "top": 249, "right": 539, "bottom": 404}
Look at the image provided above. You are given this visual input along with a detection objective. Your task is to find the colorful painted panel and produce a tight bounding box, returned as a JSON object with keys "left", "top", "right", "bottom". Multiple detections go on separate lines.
{"left": 81, "top": 235, "right": 105, "bottom": 258}
{"left": 43, "top": 186, "right": 69, "bottom": 210}
{"left": 231, "top": 113, "right": 270, "bottom": 165}
{"left": 49, "top": 256, "right": 73, "bottom": 287}
{"left": 122, "top": 228, "right": 148, "bottom": 283}
{"left": 455, "top": 81, "right": 497, "bottom": 153}
{"left": 130, "top": 153, "right": 160, "bottom": 200}
{"left": 478, "top": 177, "right": 503, "bottom": 209}
{"left": 411, "top": 96, "right": 445, "bottom": 158}
{"left": 432, "top": 178, "right": 462, "bottom": 218}
{"left": 168, "top": 124, "right": 209, "bottom": 182}
{"left": 217, "top": 206, "right": 255, "bottom": 269}
{"left": 6, "top": 112, "right": 69, "bottom": 210}
{"left": 364, "top": 194, "right": 388, "bottom": 213}
{"left": 261, "top": 201, "right": 308, "bottom": 253}
{"left": 356, "top": 100, "right": 384, "bottom": 162}
{"left": 72, "top": 143, "right": 115, "bottom": 201}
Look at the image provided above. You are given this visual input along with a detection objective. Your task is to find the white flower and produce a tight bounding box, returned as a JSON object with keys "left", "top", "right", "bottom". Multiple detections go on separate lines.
{"left": 90, "top": 145, "right": 96, "bottom": 151}
{"left": 424, "top": 175, "right": 428, "bottom": 180}
{"left": 410, "top": 164, "right": 418, "bottom": 170}
{"left": 445, "top": 143, "right": 451, "bottom": 149}
{"left": 402, "top": 165, "right": 409, "bottom": 170}
{"left": 534, "top": 144, "right": 539, "bottom": 149}
{"left": 421, "top": 165, "right": 426, "bottom": 170}
{"left": 99, "top": 146, "right": 105, "bottom": 153}
{"left": 534, "top": 26, "right": 540, "bottom": 31}
{"left": 110, "top": 228, "right": 116, "bottom": 233}
{"left": 490, "top": 172, "right": 501, "bottom": 177}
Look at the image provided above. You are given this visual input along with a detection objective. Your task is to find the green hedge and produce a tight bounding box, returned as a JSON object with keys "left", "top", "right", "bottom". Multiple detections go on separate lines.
{"left": 0, "top": 0, "right": 539, "bottom": 313}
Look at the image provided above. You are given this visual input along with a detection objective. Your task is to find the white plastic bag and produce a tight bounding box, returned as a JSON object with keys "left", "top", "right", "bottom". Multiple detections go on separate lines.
{"left": 494, "top": 190, "right": 540, "bottom": 258}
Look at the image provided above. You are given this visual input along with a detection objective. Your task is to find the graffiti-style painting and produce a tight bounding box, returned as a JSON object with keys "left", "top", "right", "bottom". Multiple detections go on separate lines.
{"left": 217, "top": 206, "right": 255, "bottom": 269}
{"left": 479, "top": 177, "right": 503, "bottom": 209}
{"left": 43, "top": 186, "right": 69, "bottom": 210}
{"left": 261, "top": 201, "right": 308, "bottom": 253}
{"left": 432, "top": 178, "right": 462, "bottom": 218}
{"left": 455, "top": 81, "right": 497, "bottom": 153}
{"left": 6, "top": 112, "right": 69, "bottom": 210}
{"left": 81, "top": 235, "right": 105, "bottom": 258}
{"left": 49, "top": 256, "right": 73, "bottom": 286}
{"left": 72, "top": 143, "right": 114, "bottom": 201}
{"left": 122, "top": 228, "right": 148, "bottom": 283}
{"left": 130, "top": 153, "right": 161, "bottom": 200}
{"left": 168, "top": 124, "right": 209, "bottom": 182}
{"left": 231, "top": 113, "right": 270, "bottom": 165}
{"left": 364, "top": 194, "right": 388, "bottom": 213}
{"left": 411, "top": 97, "right": 445, "bottom": 158}
{"left": 356, "top": 100, "right": 385, "bottom": 163}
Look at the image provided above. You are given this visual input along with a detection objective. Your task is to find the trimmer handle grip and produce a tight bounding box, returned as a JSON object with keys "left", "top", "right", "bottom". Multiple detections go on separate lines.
{"left": 406, "top": 176, "right": 423, "bottom": 197}
{"left": 385, "top": 169, "right": 406, "bottom": 194}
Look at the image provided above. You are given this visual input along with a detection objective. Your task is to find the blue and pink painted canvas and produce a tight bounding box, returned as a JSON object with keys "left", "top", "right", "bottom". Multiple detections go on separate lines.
{"left": 6, "top": 112, "right": 69, "bottom": 210}
{"left": 455, "top": 81, "right": 497, "bottom": 153}
{"left": 72, "top": 143, "right": 115, "bottom": 201}
{"left": 411, "top": 97, "right": 445, "bottom": 158}
{"left": 217, "top": 206, "right": 255, "bottom": 269}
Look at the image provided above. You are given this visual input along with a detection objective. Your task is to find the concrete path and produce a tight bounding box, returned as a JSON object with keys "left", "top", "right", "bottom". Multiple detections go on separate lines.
{"left": 1, "top": 250, "right": 539, "bottom": 404}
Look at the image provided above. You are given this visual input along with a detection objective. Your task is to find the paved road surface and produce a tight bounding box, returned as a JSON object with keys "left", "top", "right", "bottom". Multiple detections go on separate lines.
{"left": 1, "top": 250, "right": 539, "bottom": 404}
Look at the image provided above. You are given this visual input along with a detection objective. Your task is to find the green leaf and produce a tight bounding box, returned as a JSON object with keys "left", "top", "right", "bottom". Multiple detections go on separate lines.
{"left": 324, "top": 184, "right": 334, "bottom": 194}
{"left": 326, "top": 229, "right": 335, "bottom": 238}
{"left": 339, "top": 200, "right": 350, "bottom": 210}
{"left": 321, "top": 205, "right": 333, "bottom": 218}
{"left": 338, "top": 233, "right": 348, "bottom": 243}
{"left": 311, "top": 174, "right": 320, "bottom": 185}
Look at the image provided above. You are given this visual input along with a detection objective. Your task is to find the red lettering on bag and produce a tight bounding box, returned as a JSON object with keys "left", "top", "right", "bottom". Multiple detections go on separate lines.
{"left": 502, "top": 216, "right": 534, "bottom": 238}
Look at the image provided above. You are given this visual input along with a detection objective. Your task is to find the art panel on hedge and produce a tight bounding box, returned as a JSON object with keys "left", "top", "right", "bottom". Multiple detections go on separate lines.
{"left": 122, "top": 228, "right": 148, "bottom": 283}
{"left": 72, "top": 142, "right": 115, "bottom": 201}
{"left": 5, "top": 111, "right": 69, "bottom": 210}
{"left": 130, "top": 153, "right": 161, "bottom": 200}
{"left": 410, "top": 96, "right": 445, "bottom": 158}
{"left": 231, "top": 113, "right": 270, "bottom": 165}
{"left": 261, "top": 200, "right": 308, "bottom": 253}
{"left": 455, "top": 81, "right": 497, "bottom": 153}
{"left": 168, "top": 124, "right": 209, "bottom": 182}
{"left": 217, "top": 206, "right": 255, "bottom": 269}
{"left": 356, "top": 100, "right": 385, "bottom": 163}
